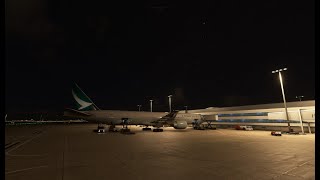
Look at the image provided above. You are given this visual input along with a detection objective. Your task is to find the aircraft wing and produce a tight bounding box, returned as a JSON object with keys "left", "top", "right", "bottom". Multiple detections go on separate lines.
{"left": 63, "top": 108, "right": 92, "bottom": 117}
{"left": 150, "top": 110, "right": 179, "bottom": 123}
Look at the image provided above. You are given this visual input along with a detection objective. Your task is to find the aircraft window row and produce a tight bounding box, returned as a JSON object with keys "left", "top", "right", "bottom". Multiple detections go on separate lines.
{"left": 218, "top": 112, "right": 268, "bottom": 117}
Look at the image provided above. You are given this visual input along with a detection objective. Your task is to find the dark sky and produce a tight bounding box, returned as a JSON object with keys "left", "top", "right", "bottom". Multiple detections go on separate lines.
{"left": 5, "top": 0, "right": 315, "bottom": 113}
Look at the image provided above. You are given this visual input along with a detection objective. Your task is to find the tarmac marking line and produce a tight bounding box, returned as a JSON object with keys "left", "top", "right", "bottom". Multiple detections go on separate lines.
{"left": 5, "top": 131, "right": 45, "bottom": 154}
{"left": 215, "top": 130, "right": 227, "bottom": 135}
{"left": 5, "top": 165, "right": 48, "bottom": 175}
{"left": 282, "top": 161, "right": 309, "bottom": 174}
{"left": 6, "top": 153, "right": 48, "bottom": 157}
{"left": 272, "top": 160, "right": 311, "bottom": 179}
{"left": 5, "top": 142, "right": 21, "bottom": 150}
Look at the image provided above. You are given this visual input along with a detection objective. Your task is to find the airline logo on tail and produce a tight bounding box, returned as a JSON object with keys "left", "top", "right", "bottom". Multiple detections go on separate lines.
{"left": 72, "top": 83, "right": 99, "bottom": 111}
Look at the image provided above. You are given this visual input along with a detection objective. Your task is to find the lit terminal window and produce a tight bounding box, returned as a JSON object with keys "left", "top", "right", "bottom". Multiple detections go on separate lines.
{"left": 218, "top": 112, "right": 268, "bottom": 117}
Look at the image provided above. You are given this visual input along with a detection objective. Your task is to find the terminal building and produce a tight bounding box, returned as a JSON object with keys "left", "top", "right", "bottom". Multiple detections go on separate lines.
{"left": 184, "top": 100, "right": 315, "bottom": 133}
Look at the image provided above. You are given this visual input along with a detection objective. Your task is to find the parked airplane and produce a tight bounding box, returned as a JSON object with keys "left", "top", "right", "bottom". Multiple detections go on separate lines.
{"left": 63, "top": 84, "right": 203, "bottom": 131}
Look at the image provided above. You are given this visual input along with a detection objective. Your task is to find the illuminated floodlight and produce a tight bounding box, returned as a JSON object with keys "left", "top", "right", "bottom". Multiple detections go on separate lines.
{"left": 283, "top": 68, "right": 287, "bottom": 70}
{"left": 275, "top": 70, "right": 279, "bottom": 72}
{"left": 279, "top": 69, "right": 283, "bottom": 71}
{"left": 272, "top": 71, "right": 275, "bottom": 73}
{"left": 296, "top": 95, "right": 304, "bottom": 101}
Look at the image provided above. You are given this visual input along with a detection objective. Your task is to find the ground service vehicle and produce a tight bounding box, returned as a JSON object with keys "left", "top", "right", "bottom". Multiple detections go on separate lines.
{"left": 235, "top": 125, "right": 253, "bottom": 130}
{"left": 271, "top": 131, "right": 282, "bottom": 136}
{"left": 241, "top": 125, "right": 253, "bottom": 130}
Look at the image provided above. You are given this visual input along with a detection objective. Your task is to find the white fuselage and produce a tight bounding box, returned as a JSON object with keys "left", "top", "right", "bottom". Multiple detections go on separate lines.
{"left": 80, "top": 110, "right": 202, "bottom": 126}
{"left": 82, "top": 110, "right": 167, "bottom": 125}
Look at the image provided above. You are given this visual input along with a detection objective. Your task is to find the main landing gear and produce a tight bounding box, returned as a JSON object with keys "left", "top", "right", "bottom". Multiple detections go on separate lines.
{"left": 152, "top": 123, "right": 164, "bottom": 132}
{"left": 108, "top": 123, "right": 118, "bottom": 132}
{"left": 142, "top": 126, "right": 152, "bottom": 131}
{"left": 153, "top": 128, "right": 163, "bottom": 132}
{"left": 97, "top": 123, "right": 105, "bottom": 129}
{"left": 120, "top": 118, "right": 135, "bottom": 134}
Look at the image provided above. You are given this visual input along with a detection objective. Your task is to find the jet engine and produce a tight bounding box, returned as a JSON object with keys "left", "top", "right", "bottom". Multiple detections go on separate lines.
{"left": 173, "top": 120, "right": 188, "bottom": 129}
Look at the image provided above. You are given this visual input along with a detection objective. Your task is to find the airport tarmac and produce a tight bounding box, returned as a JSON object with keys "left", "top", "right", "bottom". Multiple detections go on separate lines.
{"left": 5, "top": 124, "right": 315, "bottom": 180}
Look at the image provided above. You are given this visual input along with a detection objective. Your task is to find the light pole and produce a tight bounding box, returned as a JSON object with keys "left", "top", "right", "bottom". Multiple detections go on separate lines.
{"left": 150, "top": 100, "right": 153, "bottom": 112}
{"left": 168, "top": 95, "right": 172, "bottom": 112}
{"left": 184, "top": 106, "right": 188, "bottom": 113}
{"left": 137, "top": 105, "right": 141, "bottom": 111}
{"left": 296, "top": 96, "right": 304, "bottom": 101}
{"left": 272, "top": 68, "right": 291, "bottom": 132}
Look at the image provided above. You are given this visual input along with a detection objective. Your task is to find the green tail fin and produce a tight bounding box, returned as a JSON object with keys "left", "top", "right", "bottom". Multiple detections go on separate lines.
{"left": 72, "top": 83, "right": 99, "bottom": 111}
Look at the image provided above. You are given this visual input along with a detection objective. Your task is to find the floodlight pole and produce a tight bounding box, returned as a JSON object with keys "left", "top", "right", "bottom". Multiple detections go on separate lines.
{"left": 279, "top": 71, "right": 291, "bottom": 132}
{"left": 168, "top": 95, "right": 172, "bottom": 113}
{"left": 137, "top": 105, "right": 141, "bottom": 111}
{"left": 150, "top": 100, "right": 153, "bottom": 112}
{"left": 184, "top": 106, "right": 188, "bottom": 113}
{"left": 272, "top": 68, "right": 291, "bottom": 132}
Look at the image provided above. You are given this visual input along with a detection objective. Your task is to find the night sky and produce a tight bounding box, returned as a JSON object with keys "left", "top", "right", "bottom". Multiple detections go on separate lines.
{"left": 5, "top": 0, "right": 315, "bottom": 114}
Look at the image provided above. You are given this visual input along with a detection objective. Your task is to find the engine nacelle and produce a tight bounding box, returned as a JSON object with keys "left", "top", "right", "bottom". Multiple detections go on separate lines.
{"left": 173, "top": 120, "right": 188, "bottom": 129}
